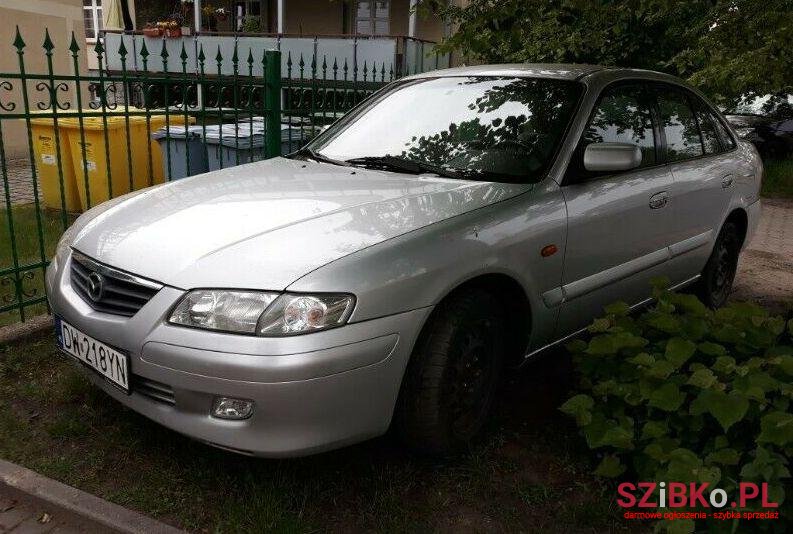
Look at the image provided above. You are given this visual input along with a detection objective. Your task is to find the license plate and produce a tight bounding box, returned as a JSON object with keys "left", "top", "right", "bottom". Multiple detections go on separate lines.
{"left": 55, "top": 317, "right": 130, "bottom": 393}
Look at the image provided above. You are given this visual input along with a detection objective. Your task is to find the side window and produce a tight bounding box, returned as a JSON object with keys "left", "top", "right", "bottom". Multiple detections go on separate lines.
{"left": 711, "top": 114, "right": 737, "bottom": 150}
{"left": 582, "top": 85, "right": 657, "bottom": 168}
{"left": 691, "top": 99, "right": 722, "bottom": 155}
{"left": 656, "top": 88, "right": 704, "bottom": 161}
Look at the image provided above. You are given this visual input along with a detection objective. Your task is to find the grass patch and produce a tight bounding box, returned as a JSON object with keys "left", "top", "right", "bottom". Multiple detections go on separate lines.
{"left": 0, "top": 333, "right": 633, "bottom": 533}
{"left": 0, "top": 204, "right": 76, "bottom": 326}
{"left": 762, "top": 158, "right": 793, "bottom": 197}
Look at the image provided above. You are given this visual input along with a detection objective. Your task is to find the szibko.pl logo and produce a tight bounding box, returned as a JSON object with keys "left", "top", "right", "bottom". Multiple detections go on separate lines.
{"left": 617, "top": 482, "right": 780, "bottom": 521}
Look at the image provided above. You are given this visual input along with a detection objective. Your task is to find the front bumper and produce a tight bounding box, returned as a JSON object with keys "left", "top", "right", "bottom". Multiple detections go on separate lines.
{"left": 46, "top": 250, "right": 431, "bottom": 457}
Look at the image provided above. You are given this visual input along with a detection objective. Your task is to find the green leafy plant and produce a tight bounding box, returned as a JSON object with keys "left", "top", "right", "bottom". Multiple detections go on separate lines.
{"left": 560, "top": 281, "right": 792, "bottom": 532}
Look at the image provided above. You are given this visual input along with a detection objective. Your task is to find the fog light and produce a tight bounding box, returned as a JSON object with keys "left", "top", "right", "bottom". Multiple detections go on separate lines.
{"left": 212, "top": 397, "right": 254, "bottom": 420}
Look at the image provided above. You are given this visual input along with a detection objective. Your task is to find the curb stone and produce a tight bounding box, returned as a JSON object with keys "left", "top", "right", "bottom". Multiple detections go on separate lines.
{"left": 0, "top": 315, "right": 53, "bottom": 346}
{"left": 0, "top": 459, "right": 186, "bottom": 534}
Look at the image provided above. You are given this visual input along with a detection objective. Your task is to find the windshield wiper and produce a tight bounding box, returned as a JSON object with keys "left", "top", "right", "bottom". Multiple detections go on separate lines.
{"left": 345, "top": 155, "right": 463, "bottom": 179}
{"left": 288, "top": 147, "right": 350, "bottom": 167}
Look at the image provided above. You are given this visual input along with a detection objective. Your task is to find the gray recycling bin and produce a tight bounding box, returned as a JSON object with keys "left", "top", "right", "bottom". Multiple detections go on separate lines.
{"left": 204, "top": 124, "right": 266, "bottom": 171}
{"left": 151, "top": 126, "right": 208, "bottom": 180}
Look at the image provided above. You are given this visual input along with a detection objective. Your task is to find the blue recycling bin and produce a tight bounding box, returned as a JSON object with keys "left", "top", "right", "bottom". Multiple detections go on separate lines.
{"left": 151, "top": 126, "right": 208, "bottom": 180}
{"left": 204, "top": 124, "right": 266, "bottom": 171}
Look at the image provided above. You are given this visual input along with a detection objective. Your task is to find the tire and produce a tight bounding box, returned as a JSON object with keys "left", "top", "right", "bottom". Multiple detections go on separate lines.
{"left": 695, "top": 221, "right": 741, "bottom": 308}
{"left": 395, "top": 289, "right": 506, "bottom": 455}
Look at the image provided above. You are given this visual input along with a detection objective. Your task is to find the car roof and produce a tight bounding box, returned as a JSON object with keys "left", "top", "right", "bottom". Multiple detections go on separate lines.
{"left": 405, "top": 63, "right": 682, "bottom": 84}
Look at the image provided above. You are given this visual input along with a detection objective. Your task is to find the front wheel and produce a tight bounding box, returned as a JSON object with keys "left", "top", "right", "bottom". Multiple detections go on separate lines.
{"left": 695, "top": 221, "right": 741, "bottom": 308}
{"left": 395, "top": 289, "right": 506, "bottom": 455}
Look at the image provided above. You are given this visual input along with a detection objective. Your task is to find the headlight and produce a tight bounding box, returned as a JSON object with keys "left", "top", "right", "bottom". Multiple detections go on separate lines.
{"left": 169, "top": 290, "right": 355, "bottom": 336}
{"left": 257, "top": 293, "right": 355, "bottom": 336}
{"left": 170, "top": 290, "right": 279, "bottom": 334}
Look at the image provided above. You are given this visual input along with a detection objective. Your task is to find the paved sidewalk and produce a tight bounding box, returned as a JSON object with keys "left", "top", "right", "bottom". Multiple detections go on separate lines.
{"left": 733, "top": 198, "right": 793, "bottom": 311}
{"left": 0, "top": 160, "right": 37, "bottom": 206}
{"left": 0, "top": 459, "right": 184, "bottom": 534}
{"left": 0, "top": 489, "right": 107, "bottom": 533}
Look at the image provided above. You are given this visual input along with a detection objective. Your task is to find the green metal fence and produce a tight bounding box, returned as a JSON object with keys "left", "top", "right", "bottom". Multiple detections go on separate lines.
{"left": 0, "top": 28, "right": 397, "bottom": 326}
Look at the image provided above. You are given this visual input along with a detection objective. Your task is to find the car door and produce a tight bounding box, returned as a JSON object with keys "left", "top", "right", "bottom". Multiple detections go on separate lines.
{"left": 556, "top": 83, "right": 676, "bottom": 336}
{"left": 653, "top": 85, "right": 733, "bottom": 282}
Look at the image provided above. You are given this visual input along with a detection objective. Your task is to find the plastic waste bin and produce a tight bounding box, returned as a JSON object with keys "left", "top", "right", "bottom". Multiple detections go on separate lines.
{"left": 204, "top": 123, "right": 265, "bottom": 171}
{"left": 28, "top": 111, "right": 83, "bottom": 212}
{"left": 151, "top": 125, "right": 209, "bottom": 180}
{"left": 59, "top": 113, "right": 192, "bottom": 210}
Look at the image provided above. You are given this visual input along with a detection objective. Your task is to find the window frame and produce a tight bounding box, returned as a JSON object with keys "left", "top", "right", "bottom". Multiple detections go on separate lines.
{"left": 83, "top": 0, "right": 103, "bottom": 43}
{"left": 564, "top": 80, "right": 663, "bottom": 185}
{"left": 355, "top": 0, "right": 391, "bottom": 36}
{"left": 649, "top": 82, "right": 739, "bottom": 160}
{"left": 652, "top": 83, "right": 707, "bottom": 163}
{"left": 562, "top": 78, "right": 740, "bottom": 186}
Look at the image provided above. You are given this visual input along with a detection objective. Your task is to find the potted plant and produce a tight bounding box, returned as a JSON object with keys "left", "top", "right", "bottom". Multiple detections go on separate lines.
{"left": 143, "top": 22, "right": 162, "bottom": 37}
{"left": 201, "top": 3, "right": 217, "bottom": 31}
{"left": 241, "top": 15, "right": 261, "bottom": 33}
{"left": 170, "top": 12, "right": 190, "bottom": 36}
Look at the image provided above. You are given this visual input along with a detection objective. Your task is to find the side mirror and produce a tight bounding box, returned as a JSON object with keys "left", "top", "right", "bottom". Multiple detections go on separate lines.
{"left": 583, "top": 142, "right": 642, "bottom": 172}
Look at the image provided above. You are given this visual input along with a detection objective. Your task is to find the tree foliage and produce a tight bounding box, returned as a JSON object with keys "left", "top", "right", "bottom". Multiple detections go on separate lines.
{"left": 422, "top": 0, "right": 793, "bottom": 103}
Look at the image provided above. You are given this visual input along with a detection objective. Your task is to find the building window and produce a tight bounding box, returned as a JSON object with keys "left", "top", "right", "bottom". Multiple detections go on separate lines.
{"left": 356, "top": 1, "right": 389, "bottom": 35}
{"left": 84, "top": 0, "right": 103, "bottom": 41}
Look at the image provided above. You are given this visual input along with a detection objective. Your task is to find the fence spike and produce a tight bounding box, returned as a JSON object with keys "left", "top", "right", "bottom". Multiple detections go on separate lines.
{"left": 159, "top": 39, "right": 168, "bottom": 60}
{"left": 215, "top": 45, "right": 223, "bottom": 64}
{"left": 247, "top": 49, "right": 254, "bottom": 68}
{"left": 42, "top": 29, "right": 54, "bottom": 54}
{"left": 117, "top": 37, "right": 127, "bottom": 59}
{"left": 93, "top": 38, "right": 104, "bottom": 56}
{"left": 68, "top": 32, "right": 80, "bottom": 54}
{"left": 197, "top": 44, "right": 205, "bottom": 65}
{"left": 180, "top": 41, "right": 188, "bottom": 63}
{"left": 139, "top": 39, "right": 149, "bottom": 59}
{"left": 13, "top": 26, "right": 25, "bottom": 51}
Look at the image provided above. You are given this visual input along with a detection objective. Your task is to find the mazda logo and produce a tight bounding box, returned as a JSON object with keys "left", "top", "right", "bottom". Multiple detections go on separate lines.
{"left": 86, "top": 272, "right": 104, "bottom": 302}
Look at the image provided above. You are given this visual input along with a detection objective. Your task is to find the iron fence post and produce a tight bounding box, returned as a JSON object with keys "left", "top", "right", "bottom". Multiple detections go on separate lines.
{"left": 264, "top": 49, "right": 281, "bottom": 158}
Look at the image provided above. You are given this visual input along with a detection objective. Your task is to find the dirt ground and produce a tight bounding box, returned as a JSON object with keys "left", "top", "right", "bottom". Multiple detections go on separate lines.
{"left": 732, "top": 198, "right": 793, "bottom": 312}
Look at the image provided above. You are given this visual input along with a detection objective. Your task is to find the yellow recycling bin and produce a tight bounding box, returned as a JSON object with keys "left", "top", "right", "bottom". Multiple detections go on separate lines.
{"left": 29, "top": 111, "right": 83, "bottom": 212}
{"left": 59, "top": 113, "right": 192, "bottom": 210}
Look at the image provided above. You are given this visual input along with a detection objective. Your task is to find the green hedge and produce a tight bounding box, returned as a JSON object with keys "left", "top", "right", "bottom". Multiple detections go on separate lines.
{"left": 561, "top": 281, "right": 792, "bottom": 532}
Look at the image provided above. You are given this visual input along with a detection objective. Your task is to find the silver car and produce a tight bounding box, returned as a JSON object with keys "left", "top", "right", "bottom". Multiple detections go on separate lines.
{"left": 45, "top": 64, "right": 762, "bottom": 457}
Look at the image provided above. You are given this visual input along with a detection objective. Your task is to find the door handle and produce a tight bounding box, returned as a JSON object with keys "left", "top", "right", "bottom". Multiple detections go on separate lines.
{"left": 722, "top": 175, "right": 734, "bottom": 188}
{"left": 649, "top": 192, "right": 669, "bottom": 209}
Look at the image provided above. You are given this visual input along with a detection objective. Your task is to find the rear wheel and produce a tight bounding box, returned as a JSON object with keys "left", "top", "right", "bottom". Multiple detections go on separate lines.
{"left": 695, "top": 221, "right": 741, "bottom": 308}
{"left": 395, "top": 289, "right": 505, "bottom": 455}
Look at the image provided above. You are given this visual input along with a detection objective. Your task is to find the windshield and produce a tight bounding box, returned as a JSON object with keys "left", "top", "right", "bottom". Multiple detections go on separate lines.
{"left": 308, "top": 76, "right": 583, "bottom": 183}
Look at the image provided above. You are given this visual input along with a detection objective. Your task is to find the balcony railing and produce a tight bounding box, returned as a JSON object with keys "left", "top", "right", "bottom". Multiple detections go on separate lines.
{"left": 102, "top": 31, "right": 449, "bottom": 78}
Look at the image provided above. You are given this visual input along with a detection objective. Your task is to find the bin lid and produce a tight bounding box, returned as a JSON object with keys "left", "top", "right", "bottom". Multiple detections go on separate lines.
{"left": 205, "top": 132, "right": 266, "bottom": 149}
{"left": 151, "top": 125, "right": 204, "bottom": 140}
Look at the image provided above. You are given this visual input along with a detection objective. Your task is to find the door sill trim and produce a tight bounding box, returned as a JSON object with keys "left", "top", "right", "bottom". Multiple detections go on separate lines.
{"left": 523, "top": 274, "right": 701, "bottom": 363}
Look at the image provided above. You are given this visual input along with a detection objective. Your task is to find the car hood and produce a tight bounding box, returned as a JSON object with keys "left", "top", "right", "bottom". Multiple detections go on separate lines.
{"left": 71, "top": 157, "right": 531, "bottom": 290}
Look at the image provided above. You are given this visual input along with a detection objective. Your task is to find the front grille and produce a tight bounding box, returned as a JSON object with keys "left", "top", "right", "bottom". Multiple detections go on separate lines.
{"left": 133, "top": 375, "right": 176, "bottom": 405}
{"left": 70, "top": 252, "right": 162, "bottom": 317}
